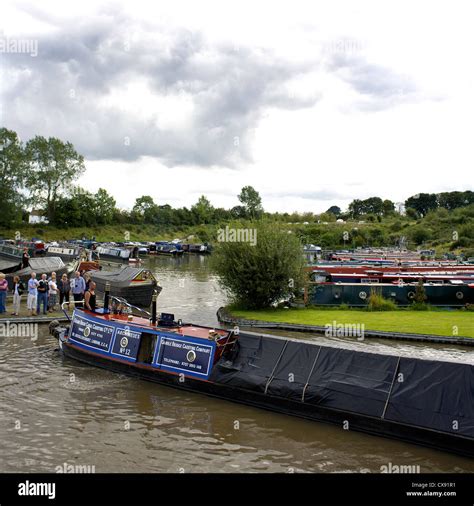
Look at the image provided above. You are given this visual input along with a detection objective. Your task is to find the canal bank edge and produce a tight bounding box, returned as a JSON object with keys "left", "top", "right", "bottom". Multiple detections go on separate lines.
{"left": 217, "top": 307, "right": 474, "bottom": 346}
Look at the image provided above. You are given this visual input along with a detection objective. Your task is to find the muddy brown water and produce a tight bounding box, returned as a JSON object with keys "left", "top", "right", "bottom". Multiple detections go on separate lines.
{"left": 0, "top": 255, "right": 473, "bottom": 473}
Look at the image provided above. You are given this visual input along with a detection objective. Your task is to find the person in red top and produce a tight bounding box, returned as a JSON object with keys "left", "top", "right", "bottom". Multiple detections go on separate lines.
{"left": 0, "top": 273, "right": 8, "bottom": 314}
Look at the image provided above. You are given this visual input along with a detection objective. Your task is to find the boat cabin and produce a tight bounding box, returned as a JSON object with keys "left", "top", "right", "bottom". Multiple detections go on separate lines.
{"left": 63, "top": 306, "right": 237, "bottom": 380}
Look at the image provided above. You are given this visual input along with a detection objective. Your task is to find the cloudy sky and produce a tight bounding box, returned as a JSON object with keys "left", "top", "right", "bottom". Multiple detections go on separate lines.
{"left": 1, "top": 0, "right": 473, "bottom": 213}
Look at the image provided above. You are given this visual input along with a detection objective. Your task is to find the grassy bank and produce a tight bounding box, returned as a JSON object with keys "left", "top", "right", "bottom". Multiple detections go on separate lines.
{"left": 0, "top": 224, "right": 211, "bottom": 243}
{"left": 230, "top": 307, "right": 474, "bottom": 338}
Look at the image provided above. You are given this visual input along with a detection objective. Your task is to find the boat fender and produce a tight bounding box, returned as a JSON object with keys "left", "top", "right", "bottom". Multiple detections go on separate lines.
{"left": 208, "top": 330, "right": 220, "bottom": 341}
{"left": 359, "top": 291, "right": 367, "bottom": 300}
{"left": 407, "top": 291, "right": 415, "bottom": 299}
{"left": 456, "top": 291, "right": 464, "bottom": 300}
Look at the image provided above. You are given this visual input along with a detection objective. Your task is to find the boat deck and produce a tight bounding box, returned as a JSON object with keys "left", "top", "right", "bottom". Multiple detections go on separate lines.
{"left": 87, "top": 310, "right": 229, "bottom": 340}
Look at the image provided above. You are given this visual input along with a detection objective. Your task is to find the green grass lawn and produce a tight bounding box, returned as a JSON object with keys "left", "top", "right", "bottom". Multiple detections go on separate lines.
{"left": 230, "top": 308, "right": 474, "bottom": 338}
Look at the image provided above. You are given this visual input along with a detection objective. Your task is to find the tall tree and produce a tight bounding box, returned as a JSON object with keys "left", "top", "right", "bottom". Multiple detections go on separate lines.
{"left": 382, "top": 199, "right": 395, "bottom": 216}
{"left": 238, "top": 186, "right": 263, "bottom": 219}
{"left": 132, "top": 195, "right": 158, "bottom": 223}
{"left": 326, "top": 205, "right": 341, "bottom": 216}
{"left": 405, "top": 193, "right": 438, "bottom": 217}
{"left": 0, "top": 128, "right": 27, "bottom": 226}
{"left": 191, "top": 195, "right": 214, "bottom": 224}
{"left": 25, "top": 136, "right": 85, "bottom": 221}
{"left": 93, "top": 188, "right": 116, "bottom": 225}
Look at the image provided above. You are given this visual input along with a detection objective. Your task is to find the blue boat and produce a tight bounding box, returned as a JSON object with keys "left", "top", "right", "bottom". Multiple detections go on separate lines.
{"left": 50, "top": 295, "right": 474, "bottom": 458}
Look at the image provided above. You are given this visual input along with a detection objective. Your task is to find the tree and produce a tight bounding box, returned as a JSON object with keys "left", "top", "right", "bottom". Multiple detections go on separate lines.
{"left": 93, "top": 188, "right": 116, "bottom": 225}
{"left": 132, "top": 196, "right": 158, "bottom": 223}
{"left": 53, "top": 187, "right": 96, "bottom": 227}
{"left": 228, "top": 205, "right": 245, "bottom": 219}
{"left": 238, "top": 186, "right": 263, "bottom": 219}
{"left": 363, "top": 197, "right": 384, "bottom": 215}
{"left": 211, "top": 222, "right": 306, "bottom": 309}
{"left": 382, "top": 199, "right": 395, "bottom": 216}
{"left": 326, "top": 205, "right": 341, "bottom": 216}
{"left": 0, "top": 128, "right": 27, "bottom": 226}
{"left": 25, "top": 136, "right": 85, "bottom": 221}
{"left": 413, "top": 279, "right": 427, "bottom": 305}
{"left": 191, "top": 195, "right": 214, "bottom": 224}
{"left": 405, "top": 193, "right": 438, "bottom": 217}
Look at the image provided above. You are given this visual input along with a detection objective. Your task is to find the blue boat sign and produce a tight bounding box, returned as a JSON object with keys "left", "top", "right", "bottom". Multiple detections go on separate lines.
{"left": 111, "top": 326, "right": 142, "bottom": 360}
{"left": 154, "top": 334, "right": 216, "bottom": 379}
{"left": 69, "top": 312, "right": 115, "bottom": 353}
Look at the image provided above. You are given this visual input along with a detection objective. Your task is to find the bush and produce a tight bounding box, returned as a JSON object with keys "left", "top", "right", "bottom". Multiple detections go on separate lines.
{"left": 211, "top": 221, "right": 306, "bottom": 309}
{"left": 409, "top": 302, "right": 431, "bottom": 311}
{"left": 367, "top": 289, "right": 397, "bottom": 311}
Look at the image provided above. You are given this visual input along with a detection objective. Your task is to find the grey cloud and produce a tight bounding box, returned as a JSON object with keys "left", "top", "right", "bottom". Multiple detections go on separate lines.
{"left": 1, "top": 6, "right": 320, "bottom": 167}
{"left": 326, "top": 52, "right": 420, "bottom": 110}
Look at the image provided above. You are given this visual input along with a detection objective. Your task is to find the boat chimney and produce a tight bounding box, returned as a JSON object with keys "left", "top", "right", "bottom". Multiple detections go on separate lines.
{"left": 151, "top": 290, "right": 158, "bottom": 325}
{"left": 103, "top": 282, "right": 110, "bottom": 313}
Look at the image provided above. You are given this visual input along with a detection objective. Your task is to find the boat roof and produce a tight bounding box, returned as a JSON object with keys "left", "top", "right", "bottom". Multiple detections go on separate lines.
{"left": 90, "top": 266, "right": 150, "bottom": 282}
{"left": 28, "top": 257, "right": 66, "bottom": 271}
{"left": 0, "top": 259, "right": 20, "bottom": 271}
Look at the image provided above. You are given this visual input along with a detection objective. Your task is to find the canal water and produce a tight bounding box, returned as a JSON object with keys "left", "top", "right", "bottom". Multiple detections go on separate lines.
{"left": 1, "top": 255, "right": 473, "bottom": 473}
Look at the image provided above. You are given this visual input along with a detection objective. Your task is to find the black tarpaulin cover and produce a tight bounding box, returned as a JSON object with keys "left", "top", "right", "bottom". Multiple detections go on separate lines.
{"left": 211, "top": 333, "right": 286, "bottom": 393}
{"left": 303, "top": 347, "right": 399, "bottom": 418}
{"left": 211, "top": 332, "right": 474, "bottom": 437}
{"left": 384, "top": 358, "right": 474, "bottom": 438}
{"left": 265, "top": 340, "right": 321, "bottom": 401}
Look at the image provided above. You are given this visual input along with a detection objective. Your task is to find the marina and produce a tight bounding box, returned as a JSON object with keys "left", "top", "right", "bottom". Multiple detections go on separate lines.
{"left": 2, "top": 4, "right": 474, "bottom": 500}
{"left": 1, "top": 256, "right": 472, "bottom": 473}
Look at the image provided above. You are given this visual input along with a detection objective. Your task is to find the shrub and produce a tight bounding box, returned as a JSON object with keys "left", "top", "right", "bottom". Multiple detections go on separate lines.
{"left": 367, "top": 289, "right": 397, "bottom": 311}
{"left": 211, "top": 221, "right": 306, "bottom": 309}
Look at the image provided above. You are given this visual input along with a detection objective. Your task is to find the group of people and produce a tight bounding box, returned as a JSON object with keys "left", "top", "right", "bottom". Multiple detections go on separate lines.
{"left": 0, "top": 270, "right": 97, "bottom": 316}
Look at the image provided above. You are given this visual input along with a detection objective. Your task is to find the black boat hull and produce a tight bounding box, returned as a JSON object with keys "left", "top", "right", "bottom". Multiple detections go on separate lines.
{"left": 59, "top": 339, "right": 474, "bottom": 459}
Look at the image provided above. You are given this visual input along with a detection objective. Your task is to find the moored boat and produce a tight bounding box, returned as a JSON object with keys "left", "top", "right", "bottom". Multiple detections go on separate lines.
{"left": 308, "top": 281, "right": 474, "bottom": 307}
{"left": 89, "top": 266, "right": 160, "bottom": 307}
{"left": 50, "top": 295, "right": 474, "bottom": 458}
{"left": 152, "top": 242, "right": 184, "bottom": 257}
{"left": 96, "top": 245, "right": 131, "bottom": 261}
{"left": 5, "top": 257, "right": 76, "bottom": 288}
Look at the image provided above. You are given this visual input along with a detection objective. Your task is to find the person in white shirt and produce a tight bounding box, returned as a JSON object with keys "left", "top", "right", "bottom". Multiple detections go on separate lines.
{"left": 48, "top": 272, "right": 58, "bottom": 312}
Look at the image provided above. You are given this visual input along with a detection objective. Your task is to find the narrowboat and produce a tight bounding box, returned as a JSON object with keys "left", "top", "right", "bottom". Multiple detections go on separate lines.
{"left": 152, "top": 242, "right": 184, "bottom": 257}
{"left": 310, "top": 270, "right": 474, "bottom": 284}
{"left": 50, "top": 296, "right": 474, "bottom": 458}
{"left": 96, "top": 245, "right": 131, "bottom": 262}
{"left": 46, "top": 244, "right": 82, "bottom": 261}
{"left": 181, "top": 243, "right": 211, "bottom": 255}
{"left": 0, "top": 242, "right": 24, "bottom": 262}
{"left": 89, "top": 266, "right": 160, "bottom": 307}
{"left": 5, "top": 257, "right": 76, "bottom": 289}
{"left": 309, "top": 281, "right": 474, "bottom": 307}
